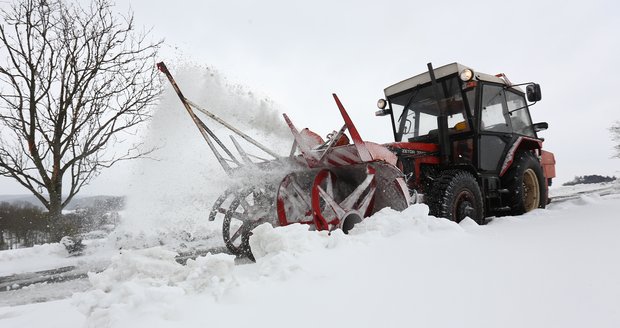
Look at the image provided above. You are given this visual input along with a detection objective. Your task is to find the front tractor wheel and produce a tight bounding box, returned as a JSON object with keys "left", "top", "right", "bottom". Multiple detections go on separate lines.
{"left": 428, "top": 170, "right": 484, "bottom": 224}
{"left": 503, "top": 151, "right": 547, "bottom": 215}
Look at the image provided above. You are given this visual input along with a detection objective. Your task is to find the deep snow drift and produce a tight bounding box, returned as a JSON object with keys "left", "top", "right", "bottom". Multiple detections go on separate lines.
{"left": 2, "top": 186, "right": 620, "bottom": 328}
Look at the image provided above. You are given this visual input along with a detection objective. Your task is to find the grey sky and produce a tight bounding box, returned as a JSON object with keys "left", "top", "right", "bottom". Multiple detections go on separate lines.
{"left": 1, "top": 0, "right": 619, "bottom": 194}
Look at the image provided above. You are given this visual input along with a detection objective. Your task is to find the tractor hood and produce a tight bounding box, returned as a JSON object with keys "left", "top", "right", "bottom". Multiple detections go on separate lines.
{"left": 384, "top": 142, "right": 439, "bottom": 156}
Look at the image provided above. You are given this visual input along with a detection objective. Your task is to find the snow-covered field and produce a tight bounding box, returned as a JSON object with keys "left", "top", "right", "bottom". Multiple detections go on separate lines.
{"left": 1, "top": 182, "right": 619, "bottom": 328}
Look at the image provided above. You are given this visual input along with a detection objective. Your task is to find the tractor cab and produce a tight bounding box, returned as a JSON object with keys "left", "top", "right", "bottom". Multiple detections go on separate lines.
{"left": 378, "top": 63, "right": 555, "bottom": 222}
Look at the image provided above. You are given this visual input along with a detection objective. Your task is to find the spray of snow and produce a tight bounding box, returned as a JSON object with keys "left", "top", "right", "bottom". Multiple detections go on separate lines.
{"left": 112, "top": 62, "right": 293, "bottom": 250}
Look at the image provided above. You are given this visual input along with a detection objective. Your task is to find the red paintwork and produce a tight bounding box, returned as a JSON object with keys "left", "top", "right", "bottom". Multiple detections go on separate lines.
{"left": 332, "top": 94, "right": 373, "bottom": 162}
{"left": 386, "top": 142, "right": 440, "bottom": 153}
{"left": 276, "top": 195, "right": 288, "bottom": 226}
{"left": 541, "top": 150, "right": 556, "bottom": 179}
{"left": 282, "top": 113, "right": 320, "bottom": 167}
{"left": 499, "top": 136, "right": 543, "bottom": 177}
{"left": 276, "top": 176, "right": 315, "bottom": 227}
{"left": 311, "top": 169, "right": 335, "bottom": 231}
{"left": 384, "top": 142, "right": 441, "bottom": 186}
{"left": 300, "top": 128, "right": 324, "bottom": 147}
{"left": 413, "top": 155, "right": 441, "bottom": 185}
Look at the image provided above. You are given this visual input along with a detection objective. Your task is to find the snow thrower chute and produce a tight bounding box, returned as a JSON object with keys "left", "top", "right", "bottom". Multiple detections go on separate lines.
{"left": 157, "top": 62, "right": 409, "bottom": 260}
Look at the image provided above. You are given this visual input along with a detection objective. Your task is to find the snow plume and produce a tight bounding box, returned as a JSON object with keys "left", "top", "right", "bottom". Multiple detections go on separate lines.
{"left": 114, "top": 61, "right": 293, "bottom": 249}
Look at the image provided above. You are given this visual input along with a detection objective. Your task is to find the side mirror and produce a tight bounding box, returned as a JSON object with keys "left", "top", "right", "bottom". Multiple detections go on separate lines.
{"left": 526, "top": 83, "right": 542, "bottom": 102}
{"left": 532, "top": 122, "right": 548, "bottom": 132}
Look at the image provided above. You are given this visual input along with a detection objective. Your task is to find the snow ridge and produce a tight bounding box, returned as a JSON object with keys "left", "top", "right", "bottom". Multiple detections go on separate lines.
{"left": 73, "top": 204, "right": 459, "bottom": 327}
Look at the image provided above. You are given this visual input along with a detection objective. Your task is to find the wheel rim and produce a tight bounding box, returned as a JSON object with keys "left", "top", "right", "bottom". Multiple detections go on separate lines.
{"left": 452, "top": 190, "right": 476, "bottom": 222}
{"left": 222, "top": 187, "right": 273, "bottom": 259}
{"left": 209, "top": 189, "right": 235, "bottom": 221}
{"left": 522, "top": 168, "right": 540, "bottom": 212}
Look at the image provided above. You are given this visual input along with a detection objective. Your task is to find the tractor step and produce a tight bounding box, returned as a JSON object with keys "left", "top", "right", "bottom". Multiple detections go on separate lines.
{"left": 485, "top": 189, "right": 509, "bottom": 201}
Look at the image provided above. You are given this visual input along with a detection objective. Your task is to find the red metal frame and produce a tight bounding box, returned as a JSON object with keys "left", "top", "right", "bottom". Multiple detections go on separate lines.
{"left": 499, "top": 136, "right": 543, "bottom": 177}
{"left": 387, "top": 142, "right": 440, "bottom": 153}
{"left": 332, "top": 94, "right": 373, "bottom": 162}
{"left": 311, "top": 169, "right": 335, "bottom": 231}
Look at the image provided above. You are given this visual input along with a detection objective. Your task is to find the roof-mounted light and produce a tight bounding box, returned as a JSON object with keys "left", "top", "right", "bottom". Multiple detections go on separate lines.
{"left": 375, "top": 99, "right": 390, "bottom": 116}
{"left": 459, "top": 68, "right": 474, "bottom": 82}
{"left": 377, "top": 98, "right": 387, "bottom": 110}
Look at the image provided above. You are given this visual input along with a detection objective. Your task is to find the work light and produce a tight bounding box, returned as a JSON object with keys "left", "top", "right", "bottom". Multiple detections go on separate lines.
{"left": 377, "top": 98, "right": 387, "bottom": 109}
{"left": 459, "top": 68, "right": 474, "bottom": 82}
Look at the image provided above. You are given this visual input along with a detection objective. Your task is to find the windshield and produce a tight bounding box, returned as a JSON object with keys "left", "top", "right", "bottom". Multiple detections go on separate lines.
{"left": 389, "top": 76, "right": 469, "bottom": 142}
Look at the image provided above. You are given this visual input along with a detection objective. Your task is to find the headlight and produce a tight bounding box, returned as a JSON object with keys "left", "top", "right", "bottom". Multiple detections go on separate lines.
{"left": 459, "top": 68, "right": 474, "bottom": 81}
{"left": 377, "top": 98, "right": 387, "bottom": 109}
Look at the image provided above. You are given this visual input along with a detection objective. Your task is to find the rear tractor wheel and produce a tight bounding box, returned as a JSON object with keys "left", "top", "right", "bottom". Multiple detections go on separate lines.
{"left": 502, "top": 151, "right": 547, "bottom": 215}
{"left": 428, "top": 170, "right": 484, "bottom": 224}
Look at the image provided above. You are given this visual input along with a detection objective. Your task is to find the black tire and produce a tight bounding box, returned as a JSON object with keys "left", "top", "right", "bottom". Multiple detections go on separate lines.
{"left": 502, "top": 151, "right": 547, "bottom": 215}
{"left": 428, "top": 170, "right": 484, "bottom": 224}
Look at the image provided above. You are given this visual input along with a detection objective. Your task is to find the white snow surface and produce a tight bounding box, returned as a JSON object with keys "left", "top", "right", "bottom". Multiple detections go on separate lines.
{"left": 0, "top": 238, "right": 115, "bottom": 277}
{"left": 2, "top": 192, "right": 620, "bottom": 328}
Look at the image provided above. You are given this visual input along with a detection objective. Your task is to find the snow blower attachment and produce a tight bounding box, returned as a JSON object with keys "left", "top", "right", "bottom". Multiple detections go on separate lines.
{"left": 158, "top": 61, "right": 556, "bottom": 261}
{"left": 157, "top": 62, "right": 409, "bottom": 260}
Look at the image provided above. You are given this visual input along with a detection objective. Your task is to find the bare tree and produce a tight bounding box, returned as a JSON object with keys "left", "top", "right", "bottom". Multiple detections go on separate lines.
{"left": 0, "top": 0, "right": 161, "bottom": 220}
{"left": 612, "top": 121, "right": 620, "bottom": 158}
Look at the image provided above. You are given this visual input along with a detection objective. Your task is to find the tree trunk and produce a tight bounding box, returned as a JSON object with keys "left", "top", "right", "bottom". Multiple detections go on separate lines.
{"left": 48, "top": 193, "right": 63, "bottom": 221}
{"left": 47, "top": 183, "right": 65, "bottom": 241}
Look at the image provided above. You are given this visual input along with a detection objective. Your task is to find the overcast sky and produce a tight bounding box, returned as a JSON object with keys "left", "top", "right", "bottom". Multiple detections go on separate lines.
{"left": 1, "top": 0, "right": 619, "bottom": 195}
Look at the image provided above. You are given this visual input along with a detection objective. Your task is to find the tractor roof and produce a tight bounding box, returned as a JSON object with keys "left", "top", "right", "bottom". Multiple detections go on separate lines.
{"left": 384, "top": 62, "right": 521, "bottom": 97}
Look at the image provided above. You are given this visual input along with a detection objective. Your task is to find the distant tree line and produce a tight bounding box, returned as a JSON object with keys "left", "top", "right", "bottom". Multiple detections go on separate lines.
{"left": 563, "top": 175, "right": 617, "bottom": 186}
{"left": 0, "top": 201, "right": 48, "bottom": 231}
{"left": 0, "top": 197, "right": 124, "bottom": 249}
{"left": 611, "top": 121, "right": 620, "bottom": 158}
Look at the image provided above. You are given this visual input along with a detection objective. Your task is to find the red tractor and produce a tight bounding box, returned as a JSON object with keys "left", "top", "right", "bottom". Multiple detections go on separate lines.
{"left": 377, "top": 62, "right": 556, "bottom": 223}
{"left": 159, "top": 61, "right": 556, "bottom": 259}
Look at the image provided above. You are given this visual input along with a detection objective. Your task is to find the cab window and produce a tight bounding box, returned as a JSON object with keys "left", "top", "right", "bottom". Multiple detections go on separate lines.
{"left": 506, "top": 90, "right": 535, "bottom": 137}
{"left": 480, "top": 84, "right": 511, "bottom": 133}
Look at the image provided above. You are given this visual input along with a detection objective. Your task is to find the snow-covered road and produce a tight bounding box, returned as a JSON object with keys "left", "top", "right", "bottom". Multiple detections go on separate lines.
{"left": 1, "top": 184, "right": 619, "bottom": 328}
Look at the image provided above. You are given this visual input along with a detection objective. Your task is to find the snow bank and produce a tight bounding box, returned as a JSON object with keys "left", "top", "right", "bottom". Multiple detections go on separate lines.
{"left": 4, "top": 193, "right": 620, "bottom": 327}
{"left": 74, "top": 247, "right": 236, "bottom": 327}
{"left": 0, "top": 243, "right": 70, "bottom": 276}
{"left": 0, "top": 238, "right": 118, "bottom": 279}
{"left": 74, "top": 203, "right": 466, "bottom": 327}
{"left": 549, "top": 181, "right": 619, "bottom": 198}
{"left": 250, "top": 204, "right": 463, "bottom": 261}
{"left": 0, "top": 243, "right": 67, "bottom": 263}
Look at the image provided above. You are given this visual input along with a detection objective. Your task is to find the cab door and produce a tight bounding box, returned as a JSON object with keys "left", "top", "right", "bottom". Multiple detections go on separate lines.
{"left": 477, "top": 83, "right": 513, "bottom": 173}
